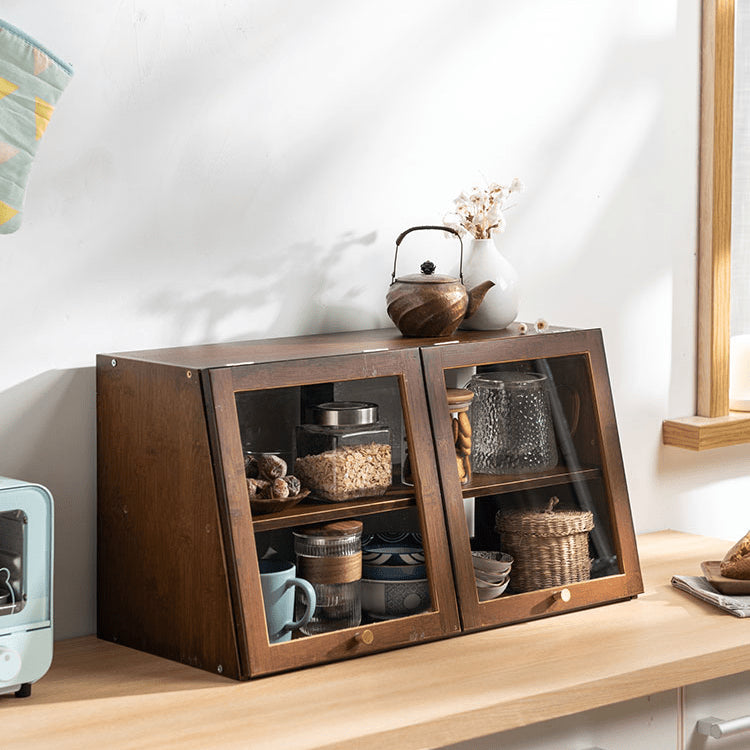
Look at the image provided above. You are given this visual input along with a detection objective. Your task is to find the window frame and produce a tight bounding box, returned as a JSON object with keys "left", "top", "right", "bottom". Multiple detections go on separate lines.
{"left": 662, "top": 0, "right": 750, "bottom": 450}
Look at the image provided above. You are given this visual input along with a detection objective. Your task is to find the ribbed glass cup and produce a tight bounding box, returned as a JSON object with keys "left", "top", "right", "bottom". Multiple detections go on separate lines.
{"left": 294, "top": 522, "right": 362, "bottom": 634}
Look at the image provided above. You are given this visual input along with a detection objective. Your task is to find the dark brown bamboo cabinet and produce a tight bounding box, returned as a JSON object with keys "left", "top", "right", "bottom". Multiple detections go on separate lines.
{"left": 97, "top": 326, "right": 642, "bottom": 679}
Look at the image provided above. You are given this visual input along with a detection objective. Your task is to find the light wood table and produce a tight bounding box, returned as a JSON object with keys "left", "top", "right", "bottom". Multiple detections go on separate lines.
{"left": 2, "top": 531, "right": 748, "bottom": 750}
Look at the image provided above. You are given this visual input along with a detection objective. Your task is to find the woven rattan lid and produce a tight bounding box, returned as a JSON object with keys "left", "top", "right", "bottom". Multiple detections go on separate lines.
{"left": 495, "top": 496, "right": 594, "bottom": 537}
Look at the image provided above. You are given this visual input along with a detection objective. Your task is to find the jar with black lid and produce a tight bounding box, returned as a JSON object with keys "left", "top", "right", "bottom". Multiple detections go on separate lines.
{"left": 294, "top": 402, "right": 392, "bottom": 502}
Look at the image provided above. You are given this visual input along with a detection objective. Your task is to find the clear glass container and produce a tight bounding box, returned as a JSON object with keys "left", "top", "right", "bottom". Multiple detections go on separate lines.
{"left": 294, "top": 520, "right": 362, "bottom": 634}
{"left": 447, "top": 388, "right": 474, "bottom": 485}
{"left": 467, "top": 371, "right": 558, "bottom": 475}
{"left": 295, "top": 402, "right": 392, "bottom": 502}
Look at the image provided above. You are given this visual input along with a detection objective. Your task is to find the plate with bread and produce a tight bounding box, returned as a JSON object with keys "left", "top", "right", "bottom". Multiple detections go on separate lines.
{"left": 701, "top": 530, "right": 750, "bottom": 594}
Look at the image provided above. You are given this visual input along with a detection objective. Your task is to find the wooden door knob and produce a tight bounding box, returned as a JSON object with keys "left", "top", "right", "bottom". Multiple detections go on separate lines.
{"left": 355, "top": 629, "right": 374, "bottom": 645}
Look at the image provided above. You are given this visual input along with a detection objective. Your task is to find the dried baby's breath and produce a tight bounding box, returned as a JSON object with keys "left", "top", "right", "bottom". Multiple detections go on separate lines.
{"left": 444, "top": 178, "right": 525, "bottom": 240}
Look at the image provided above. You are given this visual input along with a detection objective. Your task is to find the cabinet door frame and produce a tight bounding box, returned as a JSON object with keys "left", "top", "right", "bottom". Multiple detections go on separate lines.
{"left": 205, "top": 348, "right": 460, "bottom": 677}
{"left": 420, "top": 328, "right": 643, "bottom": 631}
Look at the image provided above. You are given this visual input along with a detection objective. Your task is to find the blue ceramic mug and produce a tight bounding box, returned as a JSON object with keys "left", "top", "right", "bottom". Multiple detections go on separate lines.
{"left": 259, "top": 560, "right": 316, "bottom": 643}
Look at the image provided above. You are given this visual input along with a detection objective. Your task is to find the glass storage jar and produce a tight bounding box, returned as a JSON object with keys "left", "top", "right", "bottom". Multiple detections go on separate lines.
{"left": 294, "top": 402, "right": 392, "bottom": 502}
{"left": 294, "top": 520, "right": 362, "bottom": 634}
{"left": 467, "top": 371, "right": 558, "bottom": 475}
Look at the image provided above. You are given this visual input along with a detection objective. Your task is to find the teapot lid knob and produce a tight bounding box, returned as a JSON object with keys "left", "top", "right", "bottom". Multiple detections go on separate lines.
{"left": 420, "top": 260, "right": 436, "bottom": 275}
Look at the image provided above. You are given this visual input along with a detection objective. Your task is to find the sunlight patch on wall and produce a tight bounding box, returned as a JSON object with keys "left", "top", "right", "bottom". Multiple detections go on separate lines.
{"left": 624, "top": 0, "right": 678, "bottom": 38}
{"left": 620, "top": 270, "right": 673, "bottom": 402}
{"left": 529, "top": 84, "right": 661, "bottom": 272}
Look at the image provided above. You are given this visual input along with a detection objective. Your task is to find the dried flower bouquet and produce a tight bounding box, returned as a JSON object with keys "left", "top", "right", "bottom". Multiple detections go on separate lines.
{"left": 445, "top": 178, "right": 525, "bottom": 240}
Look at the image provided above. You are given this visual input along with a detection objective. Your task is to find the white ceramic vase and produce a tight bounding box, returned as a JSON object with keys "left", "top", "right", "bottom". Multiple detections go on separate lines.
{"left": 459, "top": 238, "right": 519, "bottom": 330}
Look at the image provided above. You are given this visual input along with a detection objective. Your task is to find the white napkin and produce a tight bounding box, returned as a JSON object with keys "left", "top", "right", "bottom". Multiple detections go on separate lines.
{"left": 671, "top": 575, "right": 750, "bottom": 617}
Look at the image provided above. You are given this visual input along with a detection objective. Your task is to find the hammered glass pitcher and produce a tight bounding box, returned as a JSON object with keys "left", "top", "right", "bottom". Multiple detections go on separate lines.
{"left": 467, "top": 371, "right": 558, "bottom": 475}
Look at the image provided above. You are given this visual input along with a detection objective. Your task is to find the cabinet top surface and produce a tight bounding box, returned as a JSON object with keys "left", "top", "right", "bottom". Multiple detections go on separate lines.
{"left": 8, "top": 531, "right": 748, "bottom": 750}
{"left": 99, "top": 325, "right": 585, "bottom": 369}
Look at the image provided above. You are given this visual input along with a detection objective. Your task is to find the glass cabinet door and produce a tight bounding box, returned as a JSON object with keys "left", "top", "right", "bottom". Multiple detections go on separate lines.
{"left": 206, "top": 348, "right": 460, "bottom": 677}
{"left": 420, "top": 328, "right": 642, "bottom": 631}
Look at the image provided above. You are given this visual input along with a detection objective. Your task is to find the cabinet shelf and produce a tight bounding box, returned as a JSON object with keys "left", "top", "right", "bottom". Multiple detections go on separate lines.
{"left": 251, "top": 485, "right": 417, "bottom": 532}
{"left": 253, "top": 467, "right": 602, "bottom": 530}
{"left": 462, "top": 466, "right": 602, "bottom": 499}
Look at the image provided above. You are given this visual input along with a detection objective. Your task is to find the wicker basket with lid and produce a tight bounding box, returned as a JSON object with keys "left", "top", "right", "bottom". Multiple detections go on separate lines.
{"left": 495, "top": 496, "right": 594, "bottom": 593}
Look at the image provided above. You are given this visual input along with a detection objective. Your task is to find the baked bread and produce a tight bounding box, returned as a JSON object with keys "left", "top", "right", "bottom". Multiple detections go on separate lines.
{"left": 720, "top": 531, "right": 750, "bottom": 579}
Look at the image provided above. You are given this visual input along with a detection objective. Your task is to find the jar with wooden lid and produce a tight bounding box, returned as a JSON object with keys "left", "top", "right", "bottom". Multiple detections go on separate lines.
{"left": 293, "top": 520, "right": 363, "bottom": 634}
{"left": 403, "top": 389, "right": 473, "bottom": 486}
{"left": 447, "top": 388, "right": 474, "bottom": 484}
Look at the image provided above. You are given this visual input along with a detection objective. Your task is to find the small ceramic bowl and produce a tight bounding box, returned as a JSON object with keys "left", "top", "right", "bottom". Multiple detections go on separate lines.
{"left": 372, "top": 532, "right": 410, "bottom": 544}
{"left": 475, "top": 577, "right": 510, "bottom": 601}
{"left": 362, "top": 562, "right": 426, "bottom": 581}
{"left": 471, "top": 550, "right": 501, "bottom": 560}
{"left": 362, "top": 545, "right": 425, "bottom": 566}
{"left": 362, "top": 532, "right": 423, "bottom": 546}
{"left": 475, "top": 573, "right": 509, "bottom": 588}
{"left": 471, "top": 552, "right": 513, "bottom": 576}
{"left": 473, "top": 568, "right": 510, "bottom": 585}
{"left": 361, "top": 577, "right": 430, "bottom": 618}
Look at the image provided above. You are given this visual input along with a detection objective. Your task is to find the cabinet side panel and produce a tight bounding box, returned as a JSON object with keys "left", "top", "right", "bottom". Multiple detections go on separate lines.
{"left": 97, "top": 356, "right": 240, "bottom": 678}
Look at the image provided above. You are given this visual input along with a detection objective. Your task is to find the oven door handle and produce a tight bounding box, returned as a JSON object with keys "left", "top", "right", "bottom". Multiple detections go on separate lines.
{"left": 697, "top": 715, "right": 750, "bottom": 739}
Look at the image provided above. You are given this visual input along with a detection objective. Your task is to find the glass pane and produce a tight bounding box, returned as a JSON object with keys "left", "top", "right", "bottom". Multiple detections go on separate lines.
{"left": 731, "top": 5, "right": 750, "bottom": 407}
{"left": 446, "top": 353, "right": 620, "bottom": 602}
{"left": 0, "top": 510, "right": 27, "bottom": 617}
{"left": 732, "top": 1, "right": 750, "bottom": 338}
{"left": 234, "top": 375, "right": 434, "bottom": 643}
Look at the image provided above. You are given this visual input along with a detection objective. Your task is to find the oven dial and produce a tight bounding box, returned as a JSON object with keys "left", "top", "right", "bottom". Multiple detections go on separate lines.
{"left": 0, "top": 647, "right": 21, "bottom": 682}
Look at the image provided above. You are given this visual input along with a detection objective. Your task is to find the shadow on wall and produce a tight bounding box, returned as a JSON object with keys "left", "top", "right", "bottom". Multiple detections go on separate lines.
{"left": 0, "top": 367, "right": 96, "bottom": 641}
{"left": 139, "top": 231, "right": 384, "bottom": 344}
{"left": 0, "top": 231, "right": 383, "bottom": 641}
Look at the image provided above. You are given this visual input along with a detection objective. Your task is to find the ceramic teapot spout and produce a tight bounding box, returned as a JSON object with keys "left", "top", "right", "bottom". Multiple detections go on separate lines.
{"left": 465, "top": 280, "right": 495, "bottom": 320}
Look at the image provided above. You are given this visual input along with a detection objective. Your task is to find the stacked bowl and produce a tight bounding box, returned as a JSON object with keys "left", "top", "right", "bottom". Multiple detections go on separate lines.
{"left": 471, "top": 551, "right": 513, "bottom": 601}
{"left": 361, "top": 544, "right": 430, "bottom": 619}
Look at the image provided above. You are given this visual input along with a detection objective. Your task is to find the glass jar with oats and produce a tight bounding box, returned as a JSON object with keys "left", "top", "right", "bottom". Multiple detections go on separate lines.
{"left": 294, "top": 402, "right": 392, "bottom": 502}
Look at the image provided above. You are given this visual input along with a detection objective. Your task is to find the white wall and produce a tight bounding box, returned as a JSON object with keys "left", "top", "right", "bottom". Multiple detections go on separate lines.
{"left": 1, "top": 1, "right": 747, "bottom": 640}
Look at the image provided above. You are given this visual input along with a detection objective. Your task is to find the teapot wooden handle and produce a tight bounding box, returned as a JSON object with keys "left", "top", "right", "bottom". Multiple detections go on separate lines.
{"left": 392, "top": 225, "right": 464, "bottom": 285}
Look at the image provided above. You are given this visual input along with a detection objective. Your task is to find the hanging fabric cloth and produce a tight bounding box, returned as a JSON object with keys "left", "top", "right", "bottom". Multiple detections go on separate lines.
{"left": 0, "top": 18, "right": 73, "bottom": 234}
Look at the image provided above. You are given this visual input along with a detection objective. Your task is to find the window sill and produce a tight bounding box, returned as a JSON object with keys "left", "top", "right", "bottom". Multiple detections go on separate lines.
{"left": 662, "top": 412, "right": 750, "bottom": 450}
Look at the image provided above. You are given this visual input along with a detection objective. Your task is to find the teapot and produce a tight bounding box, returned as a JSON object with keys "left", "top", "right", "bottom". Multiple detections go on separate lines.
{"left": 386, "top": 225, "right": 495, "bottom": 337}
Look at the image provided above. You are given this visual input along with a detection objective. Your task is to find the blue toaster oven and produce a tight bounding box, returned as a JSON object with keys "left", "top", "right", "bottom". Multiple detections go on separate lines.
{"left": 0, "top": 477, "right": 53, "bottom": 698}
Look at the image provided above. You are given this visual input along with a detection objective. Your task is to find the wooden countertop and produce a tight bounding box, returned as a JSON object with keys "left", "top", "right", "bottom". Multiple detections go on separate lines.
{"left": 3, "top": 531, "right": 749, "bottom": 749}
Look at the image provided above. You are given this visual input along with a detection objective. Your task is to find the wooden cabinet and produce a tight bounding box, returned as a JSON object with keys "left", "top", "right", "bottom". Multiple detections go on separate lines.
{"left": 422, "top": 327, "right": 642, "bottom": 630}
{"left": 438, "top": 672, "right": 750, "bottom": 750}
{"left": 204, "top": 347, "right": 460, "bottom": 677}
{"left": 441, "top": 690, "right": 679, "bottom": 750}
{"left": 684, "top": 672, "right": 750, "bottom": 749}
{"left": 97, "top": 326, "right": 641, "bottom": 679}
